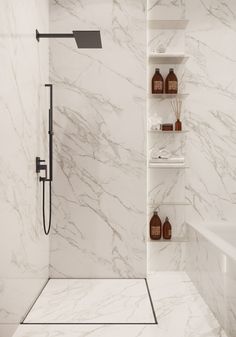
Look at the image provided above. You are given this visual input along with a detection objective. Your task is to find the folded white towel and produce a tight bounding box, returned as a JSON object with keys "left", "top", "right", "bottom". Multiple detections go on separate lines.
{"left": 151, "top": 148, "right": 171, "bottom": 159}
{"left": 149, "top": 162, "right": 186, "bottom": 167}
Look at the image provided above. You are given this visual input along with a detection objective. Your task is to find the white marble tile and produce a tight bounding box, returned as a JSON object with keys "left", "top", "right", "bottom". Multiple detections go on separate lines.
{"left": 24, "top": 279, "right": 155, "bottom": 324}
{"left": 185, "top": 0, "right": 236, "bottom": 224}
{"left": 186, "top": 225, "right": 226, "bottom": 330}
{"left": 148, "top": 0, "right": 186, "bottom": 20}
{"left": 13, "top": 325, "right": 159, "bottom": 337}
{"left": 148, "top": 169, "right": 186, "bottom": 207}
{"left": 148, "top": 29, "right": 185, "bottom": 54}
{"left": 14, "top": 272, "right": 227, "bottom": 337}
{"left": 49, "top": 0, "right": 147, "bottom": 278}
{"left": 225, "top": 257, "right": 236, "bottom": 337}
{"left": 148, "top": 241, "right": 186, "bottom": 271}
{"left": 148, "top": 272, "right": 228, "bottom": 337}
{"left": 0, "top": 0, "right": 49, "bottom": 336}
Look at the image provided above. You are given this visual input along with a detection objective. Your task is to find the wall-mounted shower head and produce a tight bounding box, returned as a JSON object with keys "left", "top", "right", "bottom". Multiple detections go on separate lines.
{"left": 36, "top": 29, "right": 102, "bottom": 49}
{"left": 73, "top": 31, "right": 102, "bottom": 49}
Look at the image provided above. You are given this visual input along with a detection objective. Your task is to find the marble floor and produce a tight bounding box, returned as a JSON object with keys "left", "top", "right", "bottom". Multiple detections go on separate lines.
{"left": 13, "top": 272, "right": 227, "bottom": 337}
{"left": 24, "top": 279, "right": 155, "bottom": 324}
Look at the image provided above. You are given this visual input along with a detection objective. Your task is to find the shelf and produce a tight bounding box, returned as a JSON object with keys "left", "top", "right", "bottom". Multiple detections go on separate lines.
{"left": 148, "top": 20, "right": 189, "bottom": 30}
{"left": 149, "top": 130, "right": 189, "bottom": 134}
{"left": 149, "top": 163, "right": 189, "bottom": 169}
{"left": 148, "top": 202, "right": 191, "bottom": 207}
{"left": 148, "top": 238, "right": 188, "bottom": 243}
{"left": 148, "top": 93, "right": 189, "bottom": 99}
{"left": 149, "top": 53, "right": 189, "bottom": 64}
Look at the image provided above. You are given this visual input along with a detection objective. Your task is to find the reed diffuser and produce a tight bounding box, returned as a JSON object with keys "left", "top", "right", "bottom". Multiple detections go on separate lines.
{"left": 171, "top": 98, "right": 182, "bottom": 131}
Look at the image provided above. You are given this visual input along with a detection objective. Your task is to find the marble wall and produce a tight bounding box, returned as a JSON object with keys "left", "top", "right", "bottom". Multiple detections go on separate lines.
{"left": 185, "top": 0, "right": 236, "bottom": 223}
{"left": 185, "top": 6, "right": 236, "bottom": 331}
{"left": 49, "top": 0, "right": 147, "bottom": 278}
{"left": 148, "top": 0, "right": 236, "bottom": 271}
{"left": 186, "top": 224, "right": 236, "bottom": 337}
{"left": 0, "top": 1, "right": 49, "bottom": 336}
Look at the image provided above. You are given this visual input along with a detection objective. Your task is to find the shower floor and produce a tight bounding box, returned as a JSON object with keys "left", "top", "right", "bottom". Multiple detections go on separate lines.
{"left": 23, "top": 279, "right": 156, "bottom": 324}
{"left": 14, "top": 272, "right": 227, "bottom": 337}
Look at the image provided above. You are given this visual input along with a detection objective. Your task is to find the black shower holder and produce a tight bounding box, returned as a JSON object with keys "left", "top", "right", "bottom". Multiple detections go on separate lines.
{"left": 36, "top": 83, "right": 53, "bottom": 183}
{"left": 36, "top": 84, "right": 54, "bottom": 235}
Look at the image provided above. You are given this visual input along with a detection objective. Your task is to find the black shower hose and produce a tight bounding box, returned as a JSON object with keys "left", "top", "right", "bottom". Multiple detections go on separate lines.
{"left": 42, "top": 179, "right": 52, "bottom": 235}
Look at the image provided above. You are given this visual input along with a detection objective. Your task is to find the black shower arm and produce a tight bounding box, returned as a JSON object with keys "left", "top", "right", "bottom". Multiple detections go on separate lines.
{"left": 36, "top": 30, "right": 73, "bottom": 41}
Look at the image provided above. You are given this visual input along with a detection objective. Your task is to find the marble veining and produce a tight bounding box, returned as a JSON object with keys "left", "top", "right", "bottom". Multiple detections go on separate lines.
{"left": 186, "top": 222, "right": 236, "bottom": 337}
{"left": 49, "top": 0, "right": 147, "bottom": 278}
{"left": 148, "top": 272, "right": 227, "bottom": 337}
{"left": 13, "top": 272, "right": 227, "bottom": 337}
{"left": 0, "top": 0, "right": 49, "bottom": 336}
{"left": 148, "top": 0, "right": 186, "bottom": 20}
{"left": 24, "top": 279, "right": 155, "bottom": 324}
{"left": 148, "top": 0, "right": 236, "bottom": 272}
{"left": 185, "top": 0, "right": 236, "bottom": 222}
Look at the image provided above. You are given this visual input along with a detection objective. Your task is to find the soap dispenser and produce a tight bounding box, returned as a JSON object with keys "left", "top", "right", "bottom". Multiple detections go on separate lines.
{"left": 163, "top": 217, "right": 172, "bottom": 240}
{"left": 152, "top": 68, "right": 164, "bottom": 94}
{"left": 149, "top": 211, "right": 162, "bottom": 240}
{"left": 165, "top": 68, "right": 178, "bottom": 94}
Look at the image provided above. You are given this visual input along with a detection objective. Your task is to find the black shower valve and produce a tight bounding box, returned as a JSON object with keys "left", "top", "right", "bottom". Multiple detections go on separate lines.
{"left": 36, "top": 157, "right": 48, "bottom": 181}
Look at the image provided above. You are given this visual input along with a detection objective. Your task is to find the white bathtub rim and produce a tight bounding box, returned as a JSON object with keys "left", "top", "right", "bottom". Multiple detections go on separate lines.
{"left": 186, "top": 221, "right": 236, "bottom": 262}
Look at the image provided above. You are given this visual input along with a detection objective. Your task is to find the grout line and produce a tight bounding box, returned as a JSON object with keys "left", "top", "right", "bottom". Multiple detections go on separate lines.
{"left": 21, "top": 278, "right": 50, "bottom": 324}
{"left": 145, "top": 278, "right": 158, "bottom": 325}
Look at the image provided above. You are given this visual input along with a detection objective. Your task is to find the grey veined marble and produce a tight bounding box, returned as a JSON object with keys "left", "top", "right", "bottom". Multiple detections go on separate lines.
{"left": 14, "top": 272, "right": 227, "bottom": 337}
{"left": 49, "top": 0, "right": 147, "bottom": 278}
{"left": 24, "top": 279, "right": 155, "bottom": 324}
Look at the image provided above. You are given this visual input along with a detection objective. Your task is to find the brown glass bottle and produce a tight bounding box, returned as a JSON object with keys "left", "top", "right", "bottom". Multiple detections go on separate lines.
{"left": 152, "top": 68, "right": 164, "bottom": 94}
{"left": 175, "top": 119, "right": 182, "bottom": 131}
{"left": 165, "top": 68, "right": 178, "bottom": 94}
{"left": 150, "top": 211, "right": 162, "bottom": 240}
{"left": 163, "top": 217, "right": 172, "bottom": 240}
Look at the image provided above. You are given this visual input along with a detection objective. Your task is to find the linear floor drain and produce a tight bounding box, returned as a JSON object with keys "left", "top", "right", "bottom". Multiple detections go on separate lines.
{"left": 23, "top": 279, "right": 157, "bottom": 325}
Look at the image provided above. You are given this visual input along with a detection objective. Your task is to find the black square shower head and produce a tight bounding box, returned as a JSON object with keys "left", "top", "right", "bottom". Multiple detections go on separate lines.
{"left": 73, "top": 31, "right": 102, "bottom": 49}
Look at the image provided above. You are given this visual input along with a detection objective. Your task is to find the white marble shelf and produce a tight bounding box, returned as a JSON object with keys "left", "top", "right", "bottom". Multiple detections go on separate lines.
{"left": 149, "top": 53, "right": 189, "bottom": 64}
{"left": 148, "top": 202, "right": 191, "bottom": 207}
{"left": 148, "top": 238, "right": 188, "bottom": 243}
{"left": 148, "top": 19, "right": 189, "bottom": 30}
{"left": 149, "top": 163, "right": 189, "bottom": 169}
{"left": 148, "top": 93, "right": 189, "bottom": 99}
{"left": 149, "top": 130, "right": 189, "bottom": 134}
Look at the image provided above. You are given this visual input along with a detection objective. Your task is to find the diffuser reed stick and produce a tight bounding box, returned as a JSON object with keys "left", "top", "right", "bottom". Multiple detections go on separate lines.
{"left": 171, "top": 98, "right": 182, "bottom": 131}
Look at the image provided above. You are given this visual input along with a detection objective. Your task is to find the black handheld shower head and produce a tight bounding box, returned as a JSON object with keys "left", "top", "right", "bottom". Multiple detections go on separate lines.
{"left": 36, "top": 30, "right": 102, "bottom": 49}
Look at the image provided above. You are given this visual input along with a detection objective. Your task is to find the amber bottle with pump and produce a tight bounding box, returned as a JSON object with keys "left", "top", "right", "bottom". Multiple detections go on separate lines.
{"left": 150, "top": 211, "right": 162, "bottom": 240}
{"left": 152, "top": 68, "right": 164, "bottom": 94}
{"left": 163, "top": 217, "right": 172, "bottom": 240}
{"left": 165, "top": 68, "right": 178, "bottom": 94}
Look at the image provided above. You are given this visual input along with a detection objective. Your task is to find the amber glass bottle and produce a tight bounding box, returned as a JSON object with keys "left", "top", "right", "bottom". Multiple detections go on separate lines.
{"left": 165, "top": 68, "right": 178, "bottom": 94}
{"left": 150, "top": 211, "right": 162, "bottom": 240}
{"left": 163, "top": 217, "right": 172, "bottom": 240}
{"left": 152, "top": 68, "right": 164, "bottom": 94}
{"left": 175, "top": 119, "right": 182, "bottom": 131}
